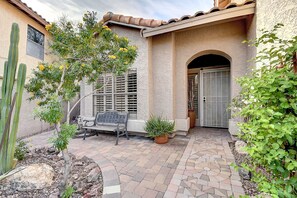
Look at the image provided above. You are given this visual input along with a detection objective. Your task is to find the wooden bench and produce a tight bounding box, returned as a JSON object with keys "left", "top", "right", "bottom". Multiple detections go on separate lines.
{"left": 82, "top": 111, "right": 129, "bottom": 145}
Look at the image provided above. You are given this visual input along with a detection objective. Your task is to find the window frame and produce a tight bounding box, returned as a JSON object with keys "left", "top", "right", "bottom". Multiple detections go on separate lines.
{"left": 26, "top": 25, "right": 45, "bottom": 60}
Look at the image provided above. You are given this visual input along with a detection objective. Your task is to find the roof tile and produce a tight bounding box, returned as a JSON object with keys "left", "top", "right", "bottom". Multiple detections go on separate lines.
{"left": 102, "top": 0, "right": 255, "bottom": 29}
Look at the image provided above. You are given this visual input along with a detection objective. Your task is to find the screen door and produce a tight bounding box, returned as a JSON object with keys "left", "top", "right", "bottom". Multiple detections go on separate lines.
{"left": 200, "top": 68, "right": 230, "bottom": 128}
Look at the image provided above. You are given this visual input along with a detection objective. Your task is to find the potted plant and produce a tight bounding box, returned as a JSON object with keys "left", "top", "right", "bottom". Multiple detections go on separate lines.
{"left": 144, "top": 115, "right": 175, "bottom": 144}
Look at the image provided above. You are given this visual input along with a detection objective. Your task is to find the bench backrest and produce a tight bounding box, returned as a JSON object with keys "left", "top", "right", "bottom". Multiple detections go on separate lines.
{"left": 95, "top": 111, "right": 129, "bottom": 126}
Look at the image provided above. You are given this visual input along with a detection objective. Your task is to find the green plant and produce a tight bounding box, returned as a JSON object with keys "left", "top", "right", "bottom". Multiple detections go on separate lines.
{"left": 232, "top": 24, "right": 297, "bottom": 197}
{"left": 14, "top": 140, "right": 29, "bottom": 161}
{"left": 144, "top": 115, "right": 175, "bottom": 138}
{"left": 61, "top": 185, "right": 75, "bottom": 198}
{"left": 0, "top": 23, "right": 27, "bottom": 175}
{"left": 50, "top": 124, "right": 77, "bottom": 151}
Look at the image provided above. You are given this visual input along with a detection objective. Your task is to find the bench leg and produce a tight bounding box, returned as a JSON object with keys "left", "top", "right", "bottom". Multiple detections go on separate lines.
{"left": 115, "top": 129, "right": 119, "bottom": 145}
{"left": 83, "top": 128, "right": 87, "bottom": 140}
{"left": 125, "top": 129, "right": 129, "bottom": 140}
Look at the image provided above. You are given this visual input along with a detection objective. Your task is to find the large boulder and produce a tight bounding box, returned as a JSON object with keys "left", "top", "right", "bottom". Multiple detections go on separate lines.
{"left": 3, "top": 163, "right": 54, "bottom": 191}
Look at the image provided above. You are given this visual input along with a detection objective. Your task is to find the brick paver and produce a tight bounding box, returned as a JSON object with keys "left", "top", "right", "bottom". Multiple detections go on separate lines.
{"left": 164, "top": 128, "right": 245, "bottom": 198}
{"left": 25, "top": 127, "right": 244, "bottom": 197}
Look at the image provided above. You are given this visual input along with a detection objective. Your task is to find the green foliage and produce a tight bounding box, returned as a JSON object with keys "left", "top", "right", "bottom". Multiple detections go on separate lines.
{"left": 0, "top": 23, "right": 27, "bottom": 175}
{"left": 26, "top": 11, "right": 137, "bottom": 104}
{"left": 33, "top": 95, "right": 63, "bottom": 124}
{"left": 14, "top": 140, "right": 29, "bottom": 161}
{"left": 61, "top": 185, "right": 75, "bottom": 198}
{"left": 144, "top": 115, "right": 175, "bottom": 138}
{"left": 51, "top": 124, "right": 77, "bottom": 151}
{"left": 232, "top": 24, "right": 297, "bottom": 197}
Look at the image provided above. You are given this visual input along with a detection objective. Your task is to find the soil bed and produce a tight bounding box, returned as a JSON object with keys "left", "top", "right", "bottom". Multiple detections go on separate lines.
{"left": 0, "top": 147, "right": 103, "bottom": 198}
{"left": 229, "top": 141, "right": 259, "bottom": 196}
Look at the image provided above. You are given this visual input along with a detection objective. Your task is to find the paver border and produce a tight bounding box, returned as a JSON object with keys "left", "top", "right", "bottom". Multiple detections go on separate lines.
{"left": 87, "top": 154, "right": 121, "bottom": 198}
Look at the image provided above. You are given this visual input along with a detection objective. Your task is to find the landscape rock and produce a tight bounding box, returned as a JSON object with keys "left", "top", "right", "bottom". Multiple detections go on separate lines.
{"left": 239, "top": 167, "right": 251, "bottom": 180}
{"left": 87, "top": 167, "right": 100, "bottom": 182}
{"left": 3, "top": 163, "right": 54, "bottom": 190}
{"left": 235, "top": 140, "right": 248, "bottom": 155}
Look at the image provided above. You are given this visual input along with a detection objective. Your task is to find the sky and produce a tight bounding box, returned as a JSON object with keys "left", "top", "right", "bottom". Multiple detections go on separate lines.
{"left": 21, "top": 0, "right": 214, "bottom": 23}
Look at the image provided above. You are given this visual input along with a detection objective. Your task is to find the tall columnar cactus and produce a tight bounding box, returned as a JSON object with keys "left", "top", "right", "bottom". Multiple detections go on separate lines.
{"left": 0, "top": 23, "right": 27, "bottom": 175}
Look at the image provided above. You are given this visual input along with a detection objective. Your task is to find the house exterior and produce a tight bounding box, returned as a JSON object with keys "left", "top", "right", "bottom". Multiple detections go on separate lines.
{"left": 0, "top": 0, "right": 51, "bottom": 137}
{"left": 80, "top": 0, "right": 297, "bottom": 135}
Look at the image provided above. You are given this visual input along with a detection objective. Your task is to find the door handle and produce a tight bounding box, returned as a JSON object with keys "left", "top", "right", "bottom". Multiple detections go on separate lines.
{"left": 203, "top": 96, "right": 206, "bottom": 102}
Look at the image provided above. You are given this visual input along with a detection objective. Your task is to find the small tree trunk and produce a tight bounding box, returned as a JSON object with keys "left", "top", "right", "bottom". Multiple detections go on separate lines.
{"left": 55, "top": 122, "right": 71, "bottom": 193}
{"left": 61, "top": 148, "right": 71, "bottom": 189}
{"left": 66, "top": 101, "right": 70, "bottom": 124}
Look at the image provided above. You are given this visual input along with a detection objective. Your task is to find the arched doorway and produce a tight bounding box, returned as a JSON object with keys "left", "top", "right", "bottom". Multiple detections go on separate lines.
{"left": 187, "top": 54, "right": 231, "bottom": 128}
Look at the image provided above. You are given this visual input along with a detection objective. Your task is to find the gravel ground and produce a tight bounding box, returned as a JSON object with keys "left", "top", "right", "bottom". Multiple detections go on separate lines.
{"left": 229, "top": 141, "right": 260, "bottom": 196}
{"left": 0, "top": 147, "right": 103, "bottom": 198}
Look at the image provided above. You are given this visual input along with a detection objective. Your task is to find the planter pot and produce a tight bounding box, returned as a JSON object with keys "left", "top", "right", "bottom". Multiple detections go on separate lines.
{"left": 154, "top": 134, "right": 169, "bottom": 144}
{"left": 188, "top": 110, "right": 196, "bottom": 128}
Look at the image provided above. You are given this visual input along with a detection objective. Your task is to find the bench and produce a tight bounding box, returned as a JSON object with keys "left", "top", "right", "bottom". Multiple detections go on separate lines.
{"left": 82, "top": 111, "right": 129, "bottom": 145}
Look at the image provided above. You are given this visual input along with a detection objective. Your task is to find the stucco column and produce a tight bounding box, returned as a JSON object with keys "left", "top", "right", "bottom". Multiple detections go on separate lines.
{"left": 151, "top": 33, "right": 175, "bottom": 120}
{"left": 80, "top": 80, "right": 93, "bottom": 117}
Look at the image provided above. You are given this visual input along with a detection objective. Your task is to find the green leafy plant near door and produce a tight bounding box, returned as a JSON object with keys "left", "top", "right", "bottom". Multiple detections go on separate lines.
{"left": 232, "top": 24, "right": 297, "bottom": 197}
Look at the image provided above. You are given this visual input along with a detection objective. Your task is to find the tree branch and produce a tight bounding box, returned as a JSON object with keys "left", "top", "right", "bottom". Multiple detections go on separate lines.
{"left": 66, "top": 76, "right": 112, "bottom": 123}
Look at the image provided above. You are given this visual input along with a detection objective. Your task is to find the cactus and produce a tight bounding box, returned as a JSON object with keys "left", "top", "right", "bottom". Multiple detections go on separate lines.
{"left": 0, "top": 23, "right": 27, "bottom": 175}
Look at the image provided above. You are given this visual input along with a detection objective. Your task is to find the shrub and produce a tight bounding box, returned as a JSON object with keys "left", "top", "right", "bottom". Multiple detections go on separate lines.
{"left": 14, "top": 140, "right": 29, "bottom": 161}
{"left": 144, "top": 115, "right": 175, "bottom": 138}
{"left": 61, "top": 185, "right": 75, "bottom": 198}
{"left": 232, "top": 24, "right": 297, "bottom": 197}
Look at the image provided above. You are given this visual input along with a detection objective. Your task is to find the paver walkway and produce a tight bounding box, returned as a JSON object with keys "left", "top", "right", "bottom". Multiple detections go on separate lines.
{"left": 25, "top": 127, "right": 244, "bottom": 198}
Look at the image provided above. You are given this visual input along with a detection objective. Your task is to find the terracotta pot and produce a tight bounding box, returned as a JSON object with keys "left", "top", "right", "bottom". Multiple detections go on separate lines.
{"left": 188, "top": 110, "right": 196, "bottom": 128}
{"left": 154, "top": 134, "right": 169, "bottom": 144}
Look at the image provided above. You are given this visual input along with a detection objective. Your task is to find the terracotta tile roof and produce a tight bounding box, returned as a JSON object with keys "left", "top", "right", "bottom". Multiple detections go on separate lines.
{"left": 7, "top": 0, "right": 49, "bottom": 26}
{"left": 102, "top": 0, "right": 254, "bottom": 29}
{"left": 102, "top": 12, "right": 166, "bottom": 28}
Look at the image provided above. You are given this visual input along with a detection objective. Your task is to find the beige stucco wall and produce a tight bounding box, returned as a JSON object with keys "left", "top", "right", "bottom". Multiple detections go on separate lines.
{"left": 0, "top": 1, "right": 52, "bottom": 138}
{"left": 256, "top": 0, "right": 297, "bottom": 41}
{"left": 151, "top": 33, "right": 176, "bottom": 120}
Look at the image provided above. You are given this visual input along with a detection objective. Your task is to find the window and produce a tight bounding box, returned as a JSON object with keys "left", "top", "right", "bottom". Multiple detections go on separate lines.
{"left": 26, "top": 25, "right": 44, "bottom": 60}
{"left": 93, "top": 69, "right": 137, "bottom": 118}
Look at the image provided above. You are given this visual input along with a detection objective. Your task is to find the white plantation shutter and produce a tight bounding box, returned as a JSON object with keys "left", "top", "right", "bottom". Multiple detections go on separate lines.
{"left": 127, "top": 71, "right": 137, "bottom": 116}
{"left": 93, "top": 69, "right": 137, "bottom": 118}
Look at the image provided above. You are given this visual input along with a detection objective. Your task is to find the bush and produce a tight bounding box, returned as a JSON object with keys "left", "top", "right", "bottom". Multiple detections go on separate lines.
{"left": 144, "top": 115, "right": 175, "bottom": 138}
{"left": 232, "top": 24, "right": 297, "bottom": 197}
{"left": 14, "top": 140, "right": 29, "bottom": 161}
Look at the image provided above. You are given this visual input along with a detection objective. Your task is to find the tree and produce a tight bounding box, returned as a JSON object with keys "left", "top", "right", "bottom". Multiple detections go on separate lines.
{"left": 25, "top": 11, "right": 137, "bottom": 192}
{"left": 232, "top": 24, "right": 297, "bottom": 197}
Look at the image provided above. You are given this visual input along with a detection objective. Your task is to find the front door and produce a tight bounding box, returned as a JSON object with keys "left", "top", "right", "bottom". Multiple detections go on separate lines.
{"left": 200, "top": 68, "right": 230, "bottom": 128}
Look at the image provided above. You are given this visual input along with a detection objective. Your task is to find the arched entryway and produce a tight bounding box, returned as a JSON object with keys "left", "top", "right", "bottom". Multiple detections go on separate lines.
{"left": 187, "top": 53, "right": 231, "bottom": 128}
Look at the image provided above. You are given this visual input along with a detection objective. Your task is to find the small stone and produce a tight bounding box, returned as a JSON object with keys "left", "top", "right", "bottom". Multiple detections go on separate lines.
{"left": 239, "top": 167, "right": 251, "bottom": 180}
{"left": 72, "top": 174, "right": 79, "bottom": 180}
{"left": 87, "top": 168, "right": 100, "bottom": 182}
{"left": 47, "top": 147, "right": 57, "bottom": 154}
{"left": 74, "top": 161, "right": 84, "bottom": 166}
{"left": 235, "top": 141, "right": 248, "bottom": 155}
{"left": 84, "top": 163, "right": 97, "bottom": 171}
